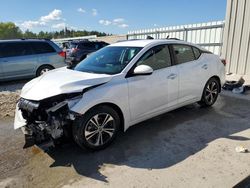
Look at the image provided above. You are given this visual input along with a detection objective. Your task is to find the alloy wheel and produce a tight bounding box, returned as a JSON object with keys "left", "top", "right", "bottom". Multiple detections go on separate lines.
{"left": 84, "top": 113, "right": 116, "bottom": 146}
{"left": 40, "top": 68, "right": 50, "bottom": 75}
{"left": 205, "top": 81, "right": 218, "bottom": 105}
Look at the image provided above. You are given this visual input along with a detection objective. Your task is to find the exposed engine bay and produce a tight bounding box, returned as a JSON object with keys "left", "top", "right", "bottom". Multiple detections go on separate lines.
{"left": 18, "top": 93, "right": 81, "bottom": 149}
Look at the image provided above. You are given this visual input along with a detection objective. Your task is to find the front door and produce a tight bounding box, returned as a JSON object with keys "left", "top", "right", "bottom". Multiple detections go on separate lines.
{"left": 127, "top": 44, "right": 178, "bottom": 122}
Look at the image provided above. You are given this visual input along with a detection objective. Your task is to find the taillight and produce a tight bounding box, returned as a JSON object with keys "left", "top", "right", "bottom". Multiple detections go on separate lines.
{"left": 221, "top": 59, "right": 227, "bottom": 66}
{"left": 58, "top": 51, "right": 66, "bottom": 58}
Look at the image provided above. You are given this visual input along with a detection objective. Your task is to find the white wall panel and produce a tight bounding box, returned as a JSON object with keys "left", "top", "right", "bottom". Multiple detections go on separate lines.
{"left": 222, "top": 0, "right": 250, "bottom": 75}
{"left": 128, "top": 21, "right": 224, "bottom": 55}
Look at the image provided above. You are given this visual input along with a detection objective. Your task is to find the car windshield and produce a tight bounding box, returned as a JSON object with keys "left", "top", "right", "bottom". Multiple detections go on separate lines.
{"left": 74, "top": 46, "right": 142, "bottom": 74}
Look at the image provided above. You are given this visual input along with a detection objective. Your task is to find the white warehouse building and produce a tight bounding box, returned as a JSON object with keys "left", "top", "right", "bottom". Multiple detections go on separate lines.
{"left": 222, "top": 0, "right": 250, "bottom": 77}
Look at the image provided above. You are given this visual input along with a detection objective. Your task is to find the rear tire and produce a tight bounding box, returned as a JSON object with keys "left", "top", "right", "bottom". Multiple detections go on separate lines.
{"left": 36, "top": 65, "right": 54, "bottom": 77}
{"left": 72, "top": 105, "right": 120, "bottom": 151}
{"left": 198, "top": 78, "right": 220, "bottom": 107}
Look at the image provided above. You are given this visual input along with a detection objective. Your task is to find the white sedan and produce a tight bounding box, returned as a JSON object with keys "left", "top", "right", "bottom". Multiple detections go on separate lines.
{"left": 14, "top": 39, "right": 225, "bottom": 150}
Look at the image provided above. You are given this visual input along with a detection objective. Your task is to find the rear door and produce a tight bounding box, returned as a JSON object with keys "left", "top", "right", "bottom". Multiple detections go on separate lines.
{"left": 0, "top": 42, "right": 37, "bottom": 79}
{"left": 31, "top": 42, "right": 58, "bottom": 67}
{"left": 172, "top": 44, "right": 207, "bottom": 103}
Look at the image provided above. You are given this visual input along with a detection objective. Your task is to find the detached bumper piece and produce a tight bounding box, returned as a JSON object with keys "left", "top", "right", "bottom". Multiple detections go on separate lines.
{"left": 22, "top": 120, "right": 63, "bottom": 150}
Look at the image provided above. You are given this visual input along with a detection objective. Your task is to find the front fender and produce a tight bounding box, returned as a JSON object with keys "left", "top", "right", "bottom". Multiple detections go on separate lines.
{"left": 70, "top": 80, "right": 131, "bottom": 131}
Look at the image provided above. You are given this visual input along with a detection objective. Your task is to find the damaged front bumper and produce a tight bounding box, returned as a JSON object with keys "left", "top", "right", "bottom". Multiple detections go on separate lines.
{"left": 14, "top": 95, "right": 81, "bottom": 150}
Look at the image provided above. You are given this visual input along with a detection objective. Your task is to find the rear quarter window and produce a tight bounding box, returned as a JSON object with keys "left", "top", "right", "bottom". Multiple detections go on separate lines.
{"left": 192, "top": 47, "right": 201, "bottom": 59}
{"left": 31, "top": 42, "right": 56, "bottom": 54}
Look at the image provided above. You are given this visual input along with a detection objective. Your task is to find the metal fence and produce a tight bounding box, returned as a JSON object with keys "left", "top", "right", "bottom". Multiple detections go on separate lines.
{"left": 52, "top": 35, "right": 97, "bottom": 43}
{"left": 127, "top": 21, "right": 225, "bottom": 55}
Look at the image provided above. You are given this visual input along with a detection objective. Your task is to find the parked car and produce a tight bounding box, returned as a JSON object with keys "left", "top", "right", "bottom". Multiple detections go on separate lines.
{"left": 14, "top": 39, "right": 225, "bottom": 151}
{"left": 0, "top": 39, "right": 66, "bottom": 81}
{"left": 66, "top": 40, "right": 109, "bottom": 66}
{"left": 54, "top": 41, "right": 71, "bottom": 52}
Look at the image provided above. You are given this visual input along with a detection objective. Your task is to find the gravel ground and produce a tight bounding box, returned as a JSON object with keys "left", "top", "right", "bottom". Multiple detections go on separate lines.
{"left": 0, "top": 94, "right": 250, "bottom": 188}
{"left": 0, "top": 91, "right": 20, "bottom": 117}
{"left": 0, "top": 80, "right": 27, "bottom": 118}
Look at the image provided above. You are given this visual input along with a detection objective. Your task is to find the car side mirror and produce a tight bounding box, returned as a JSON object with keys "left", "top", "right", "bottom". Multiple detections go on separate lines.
{"left": 133, "top": 65, "right": 153, "bottom": 76}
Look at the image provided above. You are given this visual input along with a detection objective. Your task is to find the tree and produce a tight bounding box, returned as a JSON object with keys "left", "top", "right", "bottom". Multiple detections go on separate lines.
{"left": 23, "top": 30, "right": 37, "bottom": 39}
{"left": 0, "top": 22, "right": 22, "bottom": 39}
{"left": 0, "top": 22, "right": 109, "bottom": 40}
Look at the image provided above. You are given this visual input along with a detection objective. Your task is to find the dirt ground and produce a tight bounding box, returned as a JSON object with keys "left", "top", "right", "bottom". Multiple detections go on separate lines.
{"left": 0, "top": 91, "right": 20, "bottom": 117}
{"left": 0, "top": 94, "right": 250, "bottom": 188}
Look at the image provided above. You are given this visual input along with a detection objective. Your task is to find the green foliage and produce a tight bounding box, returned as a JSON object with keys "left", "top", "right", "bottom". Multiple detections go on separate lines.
{"left": 0, "top": 22, "right": 23, "bottom": 39}
{"left": 23, "top": 30, "right": 37, "bottom": 38}
{"left": 0, "top": 22, "right": 110, "bottom": 40}
{"left": 51, "top": 28, "right": 109, "bottom": 39}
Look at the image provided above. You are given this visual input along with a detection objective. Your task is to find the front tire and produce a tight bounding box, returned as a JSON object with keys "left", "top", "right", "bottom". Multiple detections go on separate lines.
{"left": 72, "top": 105, "right": 120, "bottom": 151}
{"left": 198, "top": 78, "right": 220, "bottom": 107}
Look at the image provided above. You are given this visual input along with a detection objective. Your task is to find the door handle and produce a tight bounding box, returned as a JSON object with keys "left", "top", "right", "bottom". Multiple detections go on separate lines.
{"left": 202, "top": 64, "right": 208, "bottom": 70}
{"left": 167, "top": 73, "right": 177, "bottom": 80}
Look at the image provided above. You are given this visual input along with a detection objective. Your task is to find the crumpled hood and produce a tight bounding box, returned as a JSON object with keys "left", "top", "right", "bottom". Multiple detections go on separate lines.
{"left": 21, "top": 67, "right": 113, "bottom": 101}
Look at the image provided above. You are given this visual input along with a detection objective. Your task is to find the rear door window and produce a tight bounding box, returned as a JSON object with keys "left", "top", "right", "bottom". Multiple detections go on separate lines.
{"left": 173, "top": 45, "right": 195, "bottom": 64}
{"left": 95, "top": 42, "right": 107, "bottom": 49}
{"left": 0, "top": 42, "right": 34, "bottom": 58}
{"left": 94, "top": 43, "right": 101, "bottom": 50}
{"left": 83, "top": 42, "right": 96, "bottom": 50}
{"left": 31, "top": 42, "right": 56, "bottom": 54}
{"left": 70, "top": 43, "right": 78, "bottom": 49}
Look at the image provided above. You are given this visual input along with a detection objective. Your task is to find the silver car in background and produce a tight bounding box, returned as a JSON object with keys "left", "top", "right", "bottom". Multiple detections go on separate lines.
{"left": 0, "top": 39, "right": 66, "bottom": 81}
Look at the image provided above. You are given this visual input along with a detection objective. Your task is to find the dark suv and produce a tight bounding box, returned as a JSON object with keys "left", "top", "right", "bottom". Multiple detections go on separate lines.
{"left": 67, "top": 40, "right": 109, "bottom": 65}
{"left": 0, "top": 39, "right": 66, "bottom": 81}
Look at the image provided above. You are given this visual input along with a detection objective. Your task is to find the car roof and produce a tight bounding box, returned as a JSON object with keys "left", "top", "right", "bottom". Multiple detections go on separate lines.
{"left": 110, "top": 39, "right": 203, "bottom": 49}
{"left": 0, "top": 39, "right": 50, "bottom": 43}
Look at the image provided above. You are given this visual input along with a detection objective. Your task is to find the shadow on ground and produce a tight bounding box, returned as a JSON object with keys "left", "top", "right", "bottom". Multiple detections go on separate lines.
{"left": 45, "top": 95, "right": 250, "bottom": 182}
